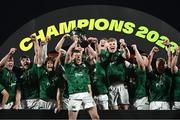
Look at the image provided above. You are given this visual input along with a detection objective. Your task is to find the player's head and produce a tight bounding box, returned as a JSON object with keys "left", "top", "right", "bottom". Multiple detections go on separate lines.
{"left": 45, "top": 57, "right": 54, "bottom": 72}
{"left": 107, "top": 38, "right": 117, "bottom": 53}
{"left": 99, "top": 38, "right": 108, "bottom": 47}
{"left": 5, "top": 56, "right": 14, "bottom": 70}
{"left": 72, "top": 47, "right": 83, "bottom": 65}
{"left": 20, "top": 55, "right": 31, "bottom": 69}
{"left": 141, "top": 53, "right": 149, "bottom": 67}
{"left": 156, "top": 58, "right": 166, "bottom": 73}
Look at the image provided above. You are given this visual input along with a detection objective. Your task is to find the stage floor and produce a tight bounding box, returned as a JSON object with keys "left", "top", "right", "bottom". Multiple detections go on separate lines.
{"left": 0, "top": 110, "right": 180, "bottom": 119}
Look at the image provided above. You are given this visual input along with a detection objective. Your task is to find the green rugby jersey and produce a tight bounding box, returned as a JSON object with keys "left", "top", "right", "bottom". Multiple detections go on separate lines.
{"left": 19, "top": 64, "right": 39, "bottom": 99}
{"left": 92, "top": 62, "right": 108, "bottom": 96}
{"left": 0, "top": 68, "right": 17, "bottom": 103}
{"left": 134, "top": 67, "right": 147, "bottom": 99}
{"left": 148, "top": 68, "right": 172, "bottom": 102}
{"left": 64, "top": 62, "right": 91, "bottom": 94}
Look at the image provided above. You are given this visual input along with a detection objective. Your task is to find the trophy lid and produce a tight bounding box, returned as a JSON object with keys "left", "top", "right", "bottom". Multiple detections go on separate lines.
{"left": 70, "top": 27, "right": 86, "bottom": 36}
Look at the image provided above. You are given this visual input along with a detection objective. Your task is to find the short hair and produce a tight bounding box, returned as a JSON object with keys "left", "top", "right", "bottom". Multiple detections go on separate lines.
{"left": 156, "top": 58, "right": 166, "bottom": 64}
{"left": 107, "top": 38, "right": 117, "bottom": 43}
{"left": 45, "top": 57, "right": 55, "bottom": 65}
{"left": 100, "top": 38, "right": 108, "bottom": 41}
{"left": 8, "top": 56, "right": 14, "bottom": 61}
{"left": 72, "top": 48, "right": 82, "bottom": 53}
{"left": 19, "top": 55, "right": 30, "bottom": 61}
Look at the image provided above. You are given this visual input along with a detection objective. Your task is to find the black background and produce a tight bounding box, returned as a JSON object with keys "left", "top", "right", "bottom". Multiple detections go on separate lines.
{"left": 0, "top": 0, "right": 180, "bottom": 119}
{"left": 0, "top": 0, "right": 180, "bottom": 46}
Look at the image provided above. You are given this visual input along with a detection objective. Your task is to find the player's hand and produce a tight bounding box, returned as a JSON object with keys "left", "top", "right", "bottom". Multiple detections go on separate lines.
{"left": 162, "top": 39, "right": 169, "bottom": 46}
{"left": 45, "top": 36, "right": 51, "bottom": 43}
{"left": 152, "top": 46, "right": 159, "bottom": 53}
{"left": 121, "top": 42, "right": 127, "bottom": 48}
{"left": 30, "top": 34, "right": 36, "bottom": 42}
{"left": 119, "top": 39, "right": 126, "bottom": 48}
{"left": 131, "top": 44, "right": 137, "bottom": 50}
{"left": 8, "top": 48, "right": 16, "bottom": 55}
{"left": 119, "top": 39, "right": 125, "bottom": 44}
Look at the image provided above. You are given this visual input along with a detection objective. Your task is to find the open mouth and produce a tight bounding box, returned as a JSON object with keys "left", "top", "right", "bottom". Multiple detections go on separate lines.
{"left": 76, "top": 58, "right": 81, "bottom": 63}
{"left": 77, "top": 58, "right": 80, "bottom": 61}
{"left": 24, "top": 63, "right": 28, "bottom": 65}
{"left": 110, "top": 47, "right": 115, "bottom": 51}
{"left": 9, "top": 65, "right": 13, "bottom": 68}
{"left": 48, "top": 67, "right": 53, "bottom": 69}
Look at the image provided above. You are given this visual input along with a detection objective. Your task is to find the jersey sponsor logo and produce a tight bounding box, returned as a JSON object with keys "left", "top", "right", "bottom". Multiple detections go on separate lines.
{"left": 10, "top": 83, "right": 16, "bottom": 87}
{"left": 75, "top": 72, "right": 83, "bottom": 77}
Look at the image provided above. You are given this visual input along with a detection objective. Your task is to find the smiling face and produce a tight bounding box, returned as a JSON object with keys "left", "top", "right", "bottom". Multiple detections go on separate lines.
{"left": 5, "top": 57, "right": 14, "bottom": 70}
{"left": 73, "top": 52, "right": 82, "bottom": 65}
{"left": 20, "top": 57, "right": 31, "bottom": 70}
{"left": 46, "top": 59, "right": 54, "bottom": 71}
{"left": 99, "top": 39, "right": 107, "bottom": 47}
{"left": 156, "top": 58, "right": 166, "bottom": 73}
{"left": 107, "top": 38, "right": 117, "bottom": 53}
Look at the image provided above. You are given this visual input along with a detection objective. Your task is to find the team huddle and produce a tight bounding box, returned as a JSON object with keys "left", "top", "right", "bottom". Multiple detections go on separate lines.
{"left": 0, "top": 27, "right": 180, "bottom": 119}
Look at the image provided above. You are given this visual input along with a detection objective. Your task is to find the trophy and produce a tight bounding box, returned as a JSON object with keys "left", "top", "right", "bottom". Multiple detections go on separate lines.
{"left": 70, "top": 27, "right": 89, "bottom": 48}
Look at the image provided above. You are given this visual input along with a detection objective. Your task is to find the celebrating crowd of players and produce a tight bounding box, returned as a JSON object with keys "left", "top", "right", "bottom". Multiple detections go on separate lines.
{"left": 0, "top": 28, "right": 180, "bottom": 119}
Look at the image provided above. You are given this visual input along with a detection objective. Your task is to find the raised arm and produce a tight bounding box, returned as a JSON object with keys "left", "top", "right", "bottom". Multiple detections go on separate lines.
{"left": 132, "top": 44, "right": 145, "bottom": 70}
{"left": 85, "top": 47, "right": 96, "bottom": 65}
{"left": 86, "top": 45, "right": 96, "bottom": 62}
{"left": 54, "top": 49, "right": 63, "bottom": 70}
{"left": 94, "top": 39, "right": 99, "bottom": 55}
{"left": 30, "top": 34, "right": 39, "bottom": 64}
{"left": 65, "top": 38, "right": 79, "bottom": 64}
{"left": 0, "top": 48, "right": 16, "bottom": 70}
{"left": 55, "top": 34, "right": 70, "bottom": 52}
{"left": 41, "top": 36, "right": 51, "bottom": 64}
{"left": 147, "top": 46, "right": 159, "bottom": 72}
{"left": 163, "top": 40, "right": 172, "bottom": 68}
{"left": 119, "top": 39, "right": 130, "bottom": 59}
{"left": 37, "top": 36, "right": 51, "bottom": 66}
{"left": 37, "top": 41, "right": 44, "bottom": 66}
{"left": 171, "top": 47, "right": 180, "bottom": 73}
